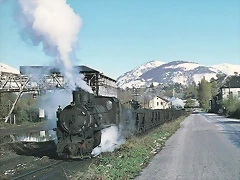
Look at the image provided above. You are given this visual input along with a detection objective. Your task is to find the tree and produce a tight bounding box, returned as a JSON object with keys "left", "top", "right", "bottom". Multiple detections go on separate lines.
{"left": 149, "top": 83, "right": 154, "bottom": 88}
{"left": 216, "top": 73, "right": 227, "bottom": 87}
{"left": 184, "top": 98, "right": 195, "bottom": 108}
{"left": 197, "top": 77, "right": 211, "bottom": 111}
{"left": 14, "top": 108, "right": 29, "bottom": 124}
{"left": 210, "top": 80, "right": 219, "bottom": 98}
{"left": 222, "top": 93, "right": 240, "bottom": 116}
{"left": 184, "top": 84, "right": 198, "bottom": 99}
{"left": 0, "top": 92, "right": 39, "bottom": 124}
{"left": 216, "top": 73, "right": 226, "bottom": 80}
{"left": 0, "top": 93, "right": 9, "bottom": 119}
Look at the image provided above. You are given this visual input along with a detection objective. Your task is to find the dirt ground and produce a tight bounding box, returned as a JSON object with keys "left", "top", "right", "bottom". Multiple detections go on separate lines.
{"left": 0, "top": 140, "right": 56, "bottom": 179}
{"left": 0, "top": 140, "right": 92, "bottom": 180}
{"left": 0, "top": 121, "right": 92, "bottom": 179}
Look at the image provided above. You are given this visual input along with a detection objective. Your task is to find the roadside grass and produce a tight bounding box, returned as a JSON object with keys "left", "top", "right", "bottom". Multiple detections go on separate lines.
{"left": 71, "top": 115, "right": 188, "bottom": 180}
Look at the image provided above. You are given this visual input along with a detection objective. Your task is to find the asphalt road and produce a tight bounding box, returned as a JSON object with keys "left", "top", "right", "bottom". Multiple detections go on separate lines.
{"left": 135, "top": 113, "right": 240, "bottom": 180}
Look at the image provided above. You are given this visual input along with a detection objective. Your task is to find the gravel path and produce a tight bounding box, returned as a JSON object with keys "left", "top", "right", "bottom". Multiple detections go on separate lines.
{"left": 135, "top": 113, "right": 240, "bottom": 180}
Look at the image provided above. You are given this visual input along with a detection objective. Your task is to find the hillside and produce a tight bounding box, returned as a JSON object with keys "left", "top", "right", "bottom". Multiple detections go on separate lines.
{"left": 117, "top": 60, "right": 240, "bottom": 89}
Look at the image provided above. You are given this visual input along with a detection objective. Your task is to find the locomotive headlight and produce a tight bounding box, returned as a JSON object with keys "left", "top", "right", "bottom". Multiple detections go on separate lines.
{"left": 106, "top": 100, "right": 113, "bottom": 110}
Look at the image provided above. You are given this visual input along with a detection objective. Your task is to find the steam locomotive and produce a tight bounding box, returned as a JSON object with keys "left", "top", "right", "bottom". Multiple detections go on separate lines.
{"left": 55, "top": 88, "right": 185, "bottom": 159}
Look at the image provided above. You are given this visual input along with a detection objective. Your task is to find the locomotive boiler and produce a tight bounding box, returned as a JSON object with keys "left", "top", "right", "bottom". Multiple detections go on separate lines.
{"left": 56, "top": 88, "right": 121, "bottom": 158}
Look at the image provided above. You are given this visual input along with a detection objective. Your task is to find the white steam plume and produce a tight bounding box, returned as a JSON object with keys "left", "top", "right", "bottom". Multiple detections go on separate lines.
{"left": 91, "top": 110, "right": 136, "bottom": 157}
{"left": 91, "top": 126, "right": 126, "bottom": 157}
{"left": 169, "top": 97, "right": 185, "bottom": 108}
{"left": 36, "top": 90, "right": 72, "bottom": 130}
{"left": 16, "top": 0, "right": 92, "bottom": 92}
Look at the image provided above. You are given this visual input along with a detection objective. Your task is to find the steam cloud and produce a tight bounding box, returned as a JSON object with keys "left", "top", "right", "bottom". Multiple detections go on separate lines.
{"left": 169, "top": 97, "right": 185, "bottom": 108}
{"left": 91, "top": 109, "right": 136, "bottom": 156}
{"left": 91, "top": 126, "right": 126, "bottom": 157}
{"left": 16, "top": 0, "right": 92, "bottom": 92}
{"left": 15, "top": 0, "right": 93, "bottom": 132}
{"left": 36, "top": 90, "right": 72, "bottom": 129}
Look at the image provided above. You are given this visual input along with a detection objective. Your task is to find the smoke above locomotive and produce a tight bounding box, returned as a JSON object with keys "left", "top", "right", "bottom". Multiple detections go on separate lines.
{"left": 16, "top": 0, "right": 93, "bottom": 134}
{"left": 16, "top": 0, "right": 91, "bottom": 92}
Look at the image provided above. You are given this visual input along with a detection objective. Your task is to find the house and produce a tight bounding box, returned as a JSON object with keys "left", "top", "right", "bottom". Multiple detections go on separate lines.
{"left": 148, "top": 96, "right": 171, "bottom": 109}
{"left": 210, "top": 76, "right": 240, "bottom": 113}
{"left": 220, "top": 76, "right": 240, "bottom": 99}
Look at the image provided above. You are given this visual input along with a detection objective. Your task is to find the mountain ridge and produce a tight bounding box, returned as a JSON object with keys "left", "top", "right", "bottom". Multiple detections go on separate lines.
{"left": 1, "top": 61, "right": 239, "bottom": 89}
{"left": 117, "top": 60, "right": 240, "bottom": 89}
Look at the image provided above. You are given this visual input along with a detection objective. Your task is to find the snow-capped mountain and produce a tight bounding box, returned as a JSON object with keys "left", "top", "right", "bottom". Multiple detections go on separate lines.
{"left": 0, "top": 62, "right": 20, "bottom": 74}
{"left": 117, "top": 60, "right": 164, "bottom": 88}
{"left": 211, "top": 63, "right": 240, "bottom": 75}
{"left": 117, "top": 60, "right": 240, "bottom": 89}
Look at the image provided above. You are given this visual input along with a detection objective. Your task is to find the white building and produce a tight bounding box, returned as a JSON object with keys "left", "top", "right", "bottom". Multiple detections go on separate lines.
{"left": 149, "top": 96, "right": 171, "bottom": 109}
{"left": 222, "top": 88, "right": 240, "bottom": 99}
{"left": 221, "top": 76, "right": 240, "bottom": 99}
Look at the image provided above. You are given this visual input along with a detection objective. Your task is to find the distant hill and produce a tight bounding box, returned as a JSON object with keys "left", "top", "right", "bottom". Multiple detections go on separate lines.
{"left": 117, "top": 60, "right": 240, "bottom": 89}
{"left": 1, "top": 61, "right": 239, "bottom": 89}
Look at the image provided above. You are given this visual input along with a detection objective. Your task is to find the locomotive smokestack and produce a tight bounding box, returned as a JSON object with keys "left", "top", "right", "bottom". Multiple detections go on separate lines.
{"left": 72, "top": 88, "right": 94, "bottom": 105}
{"left": 73, "top": 90, "right": 86, "bottom": 105}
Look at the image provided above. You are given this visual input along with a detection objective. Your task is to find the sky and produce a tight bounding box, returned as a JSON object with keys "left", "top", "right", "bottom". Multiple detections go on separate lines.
{"left": 0, "top": 0, "right": 240, "bottom": 79}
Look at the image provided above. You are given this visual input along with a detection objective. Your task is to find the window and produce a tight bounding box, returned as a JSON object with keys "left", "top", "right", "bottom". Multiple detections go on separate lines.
{"left": 161, "top": 102, "right": 163, "bottom": 105}
{"left": 157, "top": 102, "right": 159, "bottom": 106}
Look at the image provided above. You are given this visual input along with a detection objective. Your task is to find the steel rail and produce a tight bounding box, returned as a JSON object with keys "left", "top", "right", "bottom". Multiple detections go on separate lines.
{"left": 11, "top": 161, "right": 64, "bottom": 180}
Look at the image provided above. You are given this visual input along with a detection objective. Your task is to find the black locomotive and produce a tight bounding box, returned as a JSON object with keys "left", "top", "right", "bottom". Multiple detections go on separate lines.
{"left": 56, "top": 88, "right": 185, "bottom": 158}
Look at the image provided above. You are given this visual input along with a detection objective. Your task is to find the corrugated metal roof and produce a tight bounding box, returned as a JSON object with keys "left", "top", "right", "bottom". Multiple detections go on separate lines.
{"left": 222, "top": 76, "right": 240, "bottom": 88}
{"left": 19, "top": 65, "right": 116, "bottom": 82}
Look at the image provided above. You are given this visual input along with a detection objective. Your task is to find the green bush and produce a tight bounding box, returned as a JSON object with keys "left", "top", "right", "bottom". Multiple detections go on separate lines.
{"left": 229, "top": 101, "right": 240, "bottom": 119}
{"left": 222, "top": 94, "right": 240, "bottom": 118}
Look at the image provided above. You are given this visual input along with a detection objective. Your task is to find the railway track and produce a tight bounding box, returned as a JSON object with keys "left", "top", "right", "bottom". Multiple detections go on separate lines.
{"left": 0, "top": 139, "right": 93, "bottom": 180}
{"left": 11, "top": 158, "right": 92, "bottom": 180}
{"left": 11, "top": 161, "right": 64, "bottom": 180}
